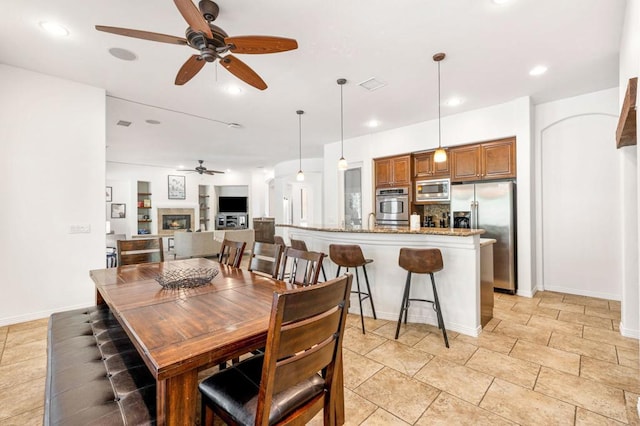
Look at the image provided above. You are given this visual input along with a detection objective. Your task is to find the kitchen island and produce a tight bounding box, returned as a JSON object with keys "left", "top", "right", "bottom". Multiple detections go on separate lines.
{"left": 277, "top": 224, "right": 492, "bottom": 337}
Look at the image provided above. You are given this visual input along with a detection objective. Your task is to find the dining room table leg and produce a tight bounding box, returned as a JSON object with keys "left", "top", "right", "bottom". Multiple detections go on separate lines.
{"left": 156, "top": 370, "right": 199, "bottom": 426}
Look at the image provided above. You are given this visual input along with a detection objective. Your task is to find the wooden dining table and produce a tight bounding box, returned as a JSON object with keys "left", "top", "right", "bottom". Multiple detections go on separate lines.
{"left": 90, "top": 257, "right": 344, "bottom": 425}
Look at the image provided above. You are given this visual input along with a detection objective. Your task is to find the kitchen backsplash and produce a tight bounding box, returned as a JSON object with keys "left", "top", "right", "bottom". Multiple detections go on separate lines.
{"left": 415, "top": 204, "right": 451, "bottom": 227}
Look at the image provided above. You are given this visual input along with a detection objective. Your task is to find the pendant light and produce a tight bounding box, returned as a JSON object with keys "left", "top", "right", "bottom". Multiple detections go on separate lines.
{"left": 337, "top": 78, "right": 348, "bottom": 170}
{"left": 433, "top": 52, "right": 447, "bottom": 163}
{"left": 296, "top": 110, "right": 305, "bottom": 181}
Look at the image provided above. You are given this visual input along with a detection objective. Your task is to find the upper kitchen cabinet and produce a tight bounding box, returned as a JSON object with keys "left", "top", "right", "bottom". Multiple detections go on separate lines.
{"left": 450, "top": 137, "right": 516, "bottom": 182}
{"left": 374, "top": 154, "right": 411, "bottom": 188}
{"left": 413, "top": 150, "right": 450, "bottom": 179}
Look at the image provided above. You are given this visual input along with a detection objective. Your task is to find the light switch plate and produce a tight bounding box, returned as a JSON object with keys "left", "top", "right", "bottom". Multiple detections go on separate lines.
{"left": 69, "top": 224, "right": 91, "bottom": 234}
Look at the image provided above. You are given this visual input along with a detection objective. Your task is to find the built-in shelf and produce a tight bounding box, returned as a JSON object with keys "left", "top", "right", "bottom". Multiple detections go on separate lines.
{"left": 616, "top": 77, "right": 637, "bottom": 149}
{"left": 137, "top": 182, "right": 153, "bottom": 235}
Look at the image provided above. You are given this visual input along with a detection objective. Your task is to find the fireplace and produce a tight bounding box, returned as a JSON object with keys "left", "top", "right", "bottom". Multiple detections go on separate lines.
{"left": 157, "top": 208, "right": 195, "bottom": 235}
{"left": 162, "top": 215, "right": 191, "bottom": 231}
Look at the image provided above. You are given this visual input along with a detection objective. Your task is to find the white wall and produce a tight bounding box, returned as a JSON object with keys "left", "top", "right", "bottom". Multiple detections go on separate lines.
{"left": 0, "top": 65, "right": 106, "bottom": 326}
{"left": 618, "top": 0, "right": 640, "bottom": 339}
{"left": 272, "top": 158, "right": 324, "bottom": 226}
{"left": 323, "top": 97, "right": 535, "bottom": 297}
{"left": 535, "top": 89, "right": 620, "bottom": 299}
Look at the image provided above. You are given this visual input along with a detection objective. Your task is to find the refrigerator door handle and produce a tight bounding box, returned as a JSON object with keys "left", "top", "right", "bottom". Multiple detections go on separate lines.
{"left": 470, "top": 201, "right": 477, "bottom": 229}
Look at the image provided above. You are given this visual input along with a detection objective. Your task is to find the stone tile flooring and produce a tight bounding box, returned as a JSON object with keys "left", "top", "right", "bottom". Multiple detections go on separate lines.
{"left": 1, "top": 291, "right": 639, "bottom": 425}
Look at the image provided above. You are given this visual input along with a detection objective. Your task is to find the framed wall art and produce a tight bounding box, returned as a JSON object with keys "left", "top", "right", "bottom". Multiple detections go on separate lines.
{"left": 111, "top": 203, "right": 126, "bottom": 218}
{"left": 168, "top": 175, "right": 186, "bottom": 200}
{"left": 106, "top": 186, "right": 112, "bottom": 202}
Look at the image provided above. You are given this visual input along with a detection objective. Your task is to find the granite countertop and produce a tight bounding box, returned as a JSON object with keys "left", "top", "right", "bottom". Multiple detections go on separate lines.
{"left": 277, "top": 224, "right": 485, "bottom": 237}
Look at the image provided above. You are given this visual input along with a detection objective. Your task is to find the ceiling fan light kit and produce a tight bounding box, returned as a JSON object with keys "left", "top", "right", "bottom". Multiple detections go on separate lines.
{"left": 337, "top": 78, "right": 348, "bottom": 171}
{"left": 95, "top": 0, "right": 298, "bottom": 90}
{"left": 296, "top": 110, "right": 305, "bottom": 182}
{"left": 433, "top": 52, "right": 447, "bottom": 163}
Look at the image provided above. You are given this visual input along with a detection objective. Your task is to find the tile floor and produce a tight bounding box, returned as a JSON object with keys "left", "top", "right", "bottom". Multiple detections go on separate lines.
{"left": 1, "top": 291, "right": 639, "bottom": 425}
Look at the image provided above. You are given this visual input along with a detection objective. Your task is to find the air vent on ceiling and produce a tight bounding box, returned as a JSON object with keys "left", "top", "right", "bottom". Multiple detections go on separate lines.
{"left": 358, "top": 77, "right": 387, "bottom": 91}
{"left": 116, "top": 120, "right": 132, "bottom": 127}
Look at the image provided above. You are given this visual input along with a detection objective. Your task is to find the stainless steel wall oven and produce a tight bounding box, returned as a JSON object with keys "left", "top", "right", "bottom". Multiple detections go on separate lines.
{"left": 375, "top": 187, "right": 410, "bottom": 227}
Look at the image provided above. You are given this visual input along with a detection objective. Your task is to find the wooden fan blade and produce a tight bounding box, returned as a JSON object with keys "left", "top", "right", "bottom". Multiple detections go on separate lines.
{"left": 204, "top": 170, "right": 224, "bottom": 175}
{"left": 173, "top": 0, "right": 213, "bottom": 38}
{"left": 225, "top": 36, "right": 298, "bottom": 54}
{"left": 175, "top": 55, "right": 206, "bottom": 85}
{"left": 219, "top": 55, "right": 267, "bottom": 90}
{"left": 95, "top": 25, "right": 188, "bottom": 45}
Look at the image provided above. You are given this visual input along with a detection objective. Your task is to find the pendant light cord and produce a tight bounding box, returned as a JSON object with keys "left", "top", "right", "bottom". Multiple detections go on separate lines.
{"left": 437, "top": 60, "right": 441, "bottom": 149}
{"left": 340, "top": 83, "right": 344, "bottom": 157}
{"left": 298, "top": 112, "right": 302, "bottom": 169}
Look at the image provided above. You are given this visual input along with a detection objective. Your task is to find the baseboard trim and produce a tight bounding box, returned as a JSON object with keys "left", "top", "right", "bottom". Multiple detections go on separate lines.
{"left": 0, "top": 303, "right": 94, "bottom": 327}
{"left": 542, "top": 284, "right": 620, "bottom": 301}
{"left": 619, "top": 321, "right": 640, "bottom": 339}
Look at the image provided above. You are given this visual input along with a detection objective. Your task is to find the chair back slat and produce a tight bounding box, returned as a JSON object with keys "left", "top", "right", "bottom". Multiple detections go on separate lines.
{"left": 248, "top": 242, "right": 283, "bottom": 278}
{"left": 279, "top": 247, "right": 324, "bottom": 286}
{"left": 272, "top": 337, "right": 336, "bottom": 395}
{"left": 117, "top": 238, "right": 164, "bottom": 266}
{"left": 277, "top": 308, "right": 342, "bottom": 357}
{"left": 255, "top": 274, "right": 352, "bottom": 425}
{"left": 218, "top": 239, "right": 246, "bottom": 268}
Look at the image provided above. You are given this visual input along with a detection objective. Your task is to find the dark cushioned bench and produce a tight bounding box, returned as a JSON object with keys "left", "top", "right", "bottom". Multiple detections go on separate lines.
{"left": 44, "top": 305, "right": 156, "bottom": 425}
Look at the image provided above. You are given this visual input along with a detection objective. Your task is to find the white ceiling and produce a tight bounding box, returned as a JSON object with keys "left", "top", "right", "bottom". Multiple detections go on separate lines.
{"left": 0, "top": 0, "right": 627, "bottom": 172}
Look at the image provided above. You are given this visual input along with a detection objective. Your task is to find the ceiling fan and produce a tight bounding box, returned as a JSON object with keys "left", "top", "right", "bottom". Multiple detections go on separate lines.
{"left": 183, "top": 160, "right": 224, "bottom": 175}
{"left": 95, "top": 0, "right": 298, "bottom": 90}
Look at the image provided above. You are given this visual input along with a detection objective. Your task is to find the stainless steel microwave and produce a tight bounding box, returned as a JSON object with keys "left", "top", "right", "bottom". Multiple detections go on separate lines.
{"left": 415, "top": 178, "right": 450, "bottom": 202}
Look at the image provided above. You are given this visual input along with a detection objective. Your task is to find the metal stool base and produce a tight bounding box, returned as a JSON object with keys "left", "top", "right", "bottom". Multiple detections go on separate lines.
{"left": 336, "top": 264, "right": 376, "bottom": 334}
{"left": 395, "top": 271, "right": 449, "bottom": 348}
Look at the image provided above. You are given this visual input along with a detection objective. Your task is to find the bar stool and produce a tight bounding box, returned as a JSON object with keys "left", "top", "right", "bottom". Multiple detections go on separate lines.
{"left": 329, "top": 244, "right": 376, "bottom": 333}
{"left": 395, "top": 247, "right": 449, "bottom": 348}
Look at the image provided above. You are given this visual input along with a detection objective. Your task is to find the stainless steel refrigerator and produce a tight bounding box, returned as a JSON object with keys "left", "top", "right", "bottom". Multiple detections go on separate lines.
{"left": 451, "top": 181, "right": 517, "bottom": 293}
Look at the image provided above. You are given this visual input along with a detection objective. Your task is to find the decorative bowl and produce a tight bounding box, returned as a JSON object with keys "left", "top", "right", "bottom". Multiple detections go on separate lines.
{"left": 154, "top": 267, "right": 218, "bottom": 289}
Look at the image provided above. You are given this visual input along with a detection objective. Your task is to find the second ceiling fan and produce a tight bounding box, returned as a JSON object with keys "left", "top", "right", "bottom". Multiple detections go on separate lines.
{"left": 96, "top": 0, "right": 298, "bottom": 90}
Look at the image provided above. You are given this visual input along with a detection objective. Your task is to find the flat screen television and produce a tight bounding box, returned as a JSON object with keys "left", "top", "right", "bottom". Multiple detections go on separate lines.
{"left": 218, "top": 196, "right": 248, "bottom": 213}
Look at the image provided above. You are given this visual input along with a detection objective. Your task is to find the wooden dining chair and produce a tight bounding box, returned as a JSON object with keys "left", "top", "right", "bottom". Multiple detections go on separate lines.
{"left": 290, "top": 238, "right": 328, "bottom": 282}
{"left": 279, "top": 246, "right": 325, "bottom": 286}
{"left": 117, "top": 238, "right": 164, "bottom": 266}
{"left": 248, "top": 242, "right": 284, "bottom": 278}
{"left": 218, "top": 239, "right": 246, "bottom": 268}
{"left": 198, "top": 273, "right": 353, "bottom": 426}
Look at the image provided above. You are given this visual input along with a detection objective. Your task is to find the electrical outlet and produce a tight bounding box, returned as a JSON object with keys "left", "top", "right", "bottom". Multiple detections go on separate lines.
{"left": 69, "top": 224, "right": 91, "bottom": 234}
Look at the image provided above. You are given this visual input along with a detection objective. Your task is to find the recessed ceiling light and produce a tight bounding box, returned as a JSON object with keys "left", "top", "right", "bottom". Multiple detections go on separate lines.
{"left": 366, "top": 120, "right": 380, "bottom": 128}
{"left": 145, "top": 119, "right": 161, "bottom": 125}
{"left": 226, "top": 85, "right": 242, "bottom": 95}
{"left": 178, "top": 165, "right": 184, "bottom": 169}
{"left": 227, "top": 123, "right": 241, "bottom": 129}
{"left": 445, "top": 97, "right": 463, "bottom": 107}
{"left": 109, "top": 47, "right": 137, "bottom": 61}
{"left": 226, "top": 169, "right": 231, "bottom": 173}
{"left": 492, "top": 0, "right": 511, "bottom": 4}
{"left": 39, "top": 21, "right": 69, "bottom": 37}
{"left": 116, "top": 120, "right": 132, "bottom": 127}
{"left": 529, "top": 65, "right": 548, "bottom": 76}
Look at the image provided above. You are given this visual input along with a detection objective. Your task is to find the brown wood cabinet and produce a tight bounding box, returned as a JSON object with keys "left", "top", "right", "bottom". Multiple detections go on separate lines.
{"left": 374, "top": 154, "right": 411, "bottom": 188}
{"left": 413, "top": 150, "right": 450, "bottom": 179}
{"left": 450, "top": 137, "right": 516, "bottom": 182}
